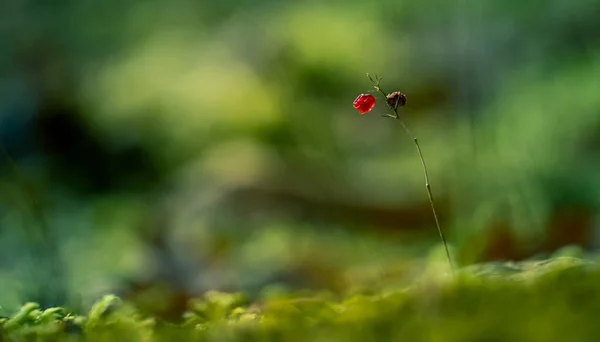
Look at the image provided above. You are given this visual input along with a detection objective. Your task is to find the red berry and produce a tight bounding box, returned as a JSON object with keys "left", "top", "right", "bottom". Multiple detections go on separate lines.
{"left": 353, "top": 94, "right": 376, "bottom": 115}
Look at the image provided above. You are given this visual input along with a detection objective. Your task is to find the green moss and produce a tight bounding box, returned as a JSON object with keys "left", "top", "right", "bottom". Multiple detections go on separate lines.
{"left": 0, "top": 258, "right": 599, "bottom": 341}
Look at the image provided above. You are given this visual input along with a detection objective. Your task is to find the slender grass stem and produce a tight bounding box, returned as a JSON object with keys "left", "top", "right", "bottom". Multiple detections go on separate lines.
{"left": 367, "top": 73, "right": 455, "bottom": 275}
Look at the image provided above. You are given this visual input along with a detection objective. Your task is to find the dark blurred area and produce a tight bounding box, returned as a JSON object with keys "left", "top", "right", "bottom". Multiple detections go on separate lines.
{"left": 1, "top": 0, "right": 600, "bottom": 320}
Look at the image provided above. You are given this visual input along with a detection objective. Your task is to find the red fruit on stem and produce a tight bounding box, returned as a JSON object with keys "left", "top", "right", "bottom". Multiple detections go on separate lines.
{"left": 353, "top": 94, "right": 376, "bottom": 115}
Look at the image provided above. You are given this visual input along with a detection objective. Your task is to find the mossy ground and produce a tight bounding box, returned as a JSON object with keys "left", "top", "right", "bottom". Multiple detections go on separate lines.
{"left": 0, "top": 257, "right": 598, "bottom": 341}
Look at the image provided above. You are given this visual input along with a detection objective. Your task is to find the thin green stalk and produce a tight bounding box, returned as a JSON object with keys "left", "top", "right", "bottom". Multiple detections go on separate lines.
{"left": 367, "top": 73, "right": 455, "bottom": 275}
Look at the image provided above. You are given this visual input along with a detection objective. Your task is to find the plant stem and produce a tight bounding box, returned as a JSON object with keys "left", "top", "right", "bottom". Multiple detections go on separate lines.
{"left": 0, "top": 143, "right": 68, "bottom": 305}
{"left": 367, "top": 74, "right": 455, "bottom": 275}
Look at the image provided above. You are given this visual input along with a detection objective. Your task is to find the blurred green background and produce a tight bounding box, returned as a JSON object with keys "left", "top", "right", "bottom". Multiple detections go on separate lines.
{"left": 1, "top": 0, "right": 600, "bottom": 319}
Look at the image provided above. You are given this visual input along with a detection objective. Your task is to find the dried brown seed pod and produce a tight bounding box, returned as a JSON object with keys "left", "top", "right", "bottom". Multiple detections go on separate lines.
{"left": 386, "top": 91, "right": 407, "bottom": 109}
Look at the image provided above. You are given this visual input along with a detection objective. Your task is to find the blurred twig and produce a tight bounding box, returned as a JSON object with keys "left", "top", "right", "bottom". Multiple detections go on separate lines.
{"left": 0, "top": 143, "right": 67, "bottom": 307}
